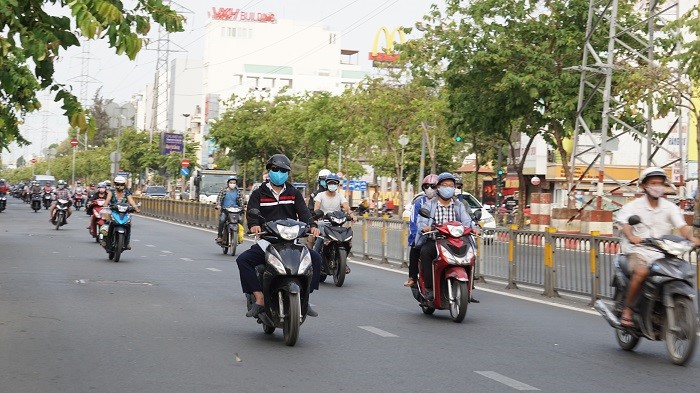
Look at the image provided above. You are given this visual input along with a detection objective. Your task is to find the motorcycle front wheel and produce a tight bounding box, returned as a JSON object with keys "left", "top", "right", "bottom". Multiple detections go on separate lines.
{"left": 449, "top": 279, "right": 469, "bottom": 323}
{"left": 283, "top": 292, "right": 301, "bottom": 346}
{"left": 113, "top": 233, "right": 124, "bottom": 262}
{"left": 229, "top": 229, "right": 237, "bottom": 256}
{"left": 55, "top": 213, "right": 62, "bottom": 230}
{"left": 664, "top": 296, "right": 697, "bottom": 365}
{"left": 333, "top": 248, "right": 347, "bottom": 287}
{"left": 615, "top": 328, "right": 640, "bottom": 351}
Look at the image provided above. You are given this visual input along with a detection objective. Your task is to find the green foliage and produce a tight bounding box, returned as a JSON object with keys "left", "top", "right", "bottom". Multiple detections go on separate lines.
{"left": 0, "top": 0, "right": 184, "bottom": 150}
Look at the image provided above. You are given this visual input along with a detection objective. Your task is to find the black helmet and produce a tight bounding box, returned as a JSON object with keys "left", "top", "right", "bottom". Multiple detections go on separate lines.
{"left": 266, "top": 154, "right": 292, "bottom": 171}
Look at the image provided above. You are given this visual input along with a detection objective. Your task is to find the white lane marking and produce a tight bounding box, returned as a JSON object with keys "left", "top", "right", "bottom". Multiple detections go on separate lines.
{"left": 475, "top": 371, "right": 540, "bottom": 391}
{"left": 180, "top": 257, "right": 194, "bottom": 262}
{"left": 137, "top": 215, "right": 256, "bottom": 243}
{"left": 146, "top": 244, "right": 155, "bottom": 248}
{"left": 206, "top": 268, "right": 222, "bottom": 272}
{"left": 160, "top": 250, "right": 172, "bottom": 254}
{"left": 132, "top": 239, "right": 140, "bottom": 242}
{"left": 358, "top": 326, "right": 398, "bottom": 337}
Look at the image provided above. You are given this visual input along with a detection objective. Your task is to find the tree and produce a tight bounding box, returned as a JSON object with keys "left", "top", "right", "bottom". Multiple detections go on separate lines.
{"left": 0, "top": 0, "right": 184, "bottom": 150}
{"left": 88, "top": 88, "right": 116, "bottom": 146}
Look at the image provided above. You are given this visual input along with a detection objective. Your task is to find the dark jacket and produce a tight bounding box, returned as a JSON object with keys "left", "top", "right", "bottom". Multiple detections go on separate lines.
{"left": 247, "top": 182, "right": 316, "bottom": 229}
{"left": 307, "top": 186, "right": 325, "bottom": 211}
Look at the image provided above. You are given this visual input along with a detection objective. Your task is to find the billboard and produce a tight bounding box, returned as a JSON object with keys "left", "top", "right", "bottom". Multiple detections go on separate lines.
{"left": 369, "top": 26, "right": 406, "bottom": 63}
{"left": 162, "top": 133, "right": 184, "bottom": 155}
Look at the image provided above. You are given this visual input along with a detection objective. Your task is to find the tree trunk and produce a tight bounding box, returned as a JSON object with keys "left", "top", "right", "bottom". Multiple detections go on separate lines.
{"left": 551, "top": 121, "right": 573, "bottom": 208}
{"left": 511, "top": 133, "right": 537, "bottom": 228}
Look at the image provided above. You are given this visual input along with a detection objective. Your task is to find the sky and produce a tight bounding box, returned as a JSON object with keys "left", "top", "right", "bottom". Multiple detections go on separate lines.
{"left": 2, "top": 0, "right": 434, "bottom": 165}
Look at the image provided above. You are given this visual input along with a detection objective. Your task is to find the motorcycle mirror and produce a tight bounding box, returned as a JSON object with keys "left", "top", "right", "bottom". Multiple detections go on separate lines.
{"left": 473, "top": 209, "right": 482, "bottom": 221}
{"left": 628, "top": 215, "right": 641, "bottom": 226}
{"left": 313, "top": 209, "right": 324, "bottom": 220}
{"left": 247, "top": 208, "right": 265, "bottom": 222}
{"left": 418, "top": 207, "right": 431, "bottom": 218}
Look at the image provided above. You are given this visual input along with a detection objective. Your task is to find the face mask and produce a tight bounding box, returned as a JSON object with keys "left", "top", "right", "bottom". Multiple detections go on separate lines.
{"left": 269, "top": 171, "right": 288, "bottom": 186}
{"left": 327, "top": 184, "right": 338, "bottom": 192}
{"left": 424, "top": 188, "right": 437, "bottom": 199}
{"left": 645, "top": 185, "right": 665, "bottom": 199}
{"left": 438, "top": 186, "right": 455, "bottom": 200}
{"left": 115, "top": 185, "right": 125, "bottom": 191}
{"left": 228, "top": 183, "right": 237, "bottom": 189}
{"left": 320, "top": 180, "right": 327, "bottom": 188}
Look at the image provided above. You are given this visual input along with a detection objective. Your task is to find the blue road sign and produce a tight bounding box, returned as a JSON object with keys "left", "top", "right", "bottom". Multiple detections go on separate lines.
{"left": 180, "top": 167, "right": 190, "bottom": 177}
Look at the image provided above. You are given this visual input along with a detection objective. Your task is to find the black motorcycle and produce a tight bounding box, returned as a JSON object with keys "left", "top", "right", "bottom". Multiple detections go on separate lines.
{"left": 52, "top": 198, "right": 70, "bottom": 229}
{"left": 220, "top": 206, "right": 244, "bottom": 256}
{"left": 42, "top": 192, "right": 53, "bottom": 209}
{"left": 245, "top": 209, "right": 314, "bottom": 346}
{"left": 0, "top": 192, "right": 6, "bottom": 212}
{"left": 315, "top": 210, "right": 353, "bottom": 287}
{"left": 594, "top": 215, "right": 698, "bottom": 365}
{"left": 30, "top": 193, "right": 42, "bottom": 212}
{"left": 102, "top": 202, "right": 135, "bottom": 262}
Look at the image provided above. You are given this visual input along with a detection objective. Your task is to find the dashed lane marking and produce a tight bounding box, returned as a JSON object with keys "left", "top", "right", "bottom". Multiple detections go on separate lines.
{"left": 358, "top": 326, "right": 398, "bottom": 337}
{"left": 475, "top": 371, "right": 540, "bottom": 391}
{"left": 180, "top": 258, "right": 194, "bottom": 262}
{"left": 206, "top": 268, "right": 222, "bottom": 272}
{"left": 145, "top": 244, "right": 155, "bottom": 248}
{"left": 160, "top": 250, "right": 172, "bottom": 254}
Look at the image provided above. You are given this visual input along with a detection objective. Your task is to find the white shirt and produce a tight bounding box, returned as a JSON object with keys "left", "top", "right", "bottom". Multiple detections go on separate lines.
{"left": 314, "top": 191, "right": 348, "bottom": 214}
{"left": 615, "top": 196, "right": 686, "bottom": 261}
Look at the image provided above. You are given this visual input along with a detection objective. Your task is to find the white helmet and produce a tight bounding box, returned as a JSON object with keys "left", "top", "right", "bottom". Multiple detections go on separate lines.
{"left": 640, "top": 167, "right": 666, "bottom": 184}
{"left": 114, "top": 175, "right": 126, "bottom": 185}
{"left": 318, "top": 169, "right": 331, "bottom": 179}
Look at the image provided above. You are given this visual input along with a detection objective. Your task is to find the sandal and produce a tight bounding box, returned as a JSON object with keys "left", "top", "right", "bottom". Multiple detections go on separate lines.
{"left": 620, "top": 316, "right": 634, "bottom": 328}
{"left": 345, "top": 266, "right": 351, "bottom": 274}
{"left": 403, "top": 278, "right": 416, "bottom": 287}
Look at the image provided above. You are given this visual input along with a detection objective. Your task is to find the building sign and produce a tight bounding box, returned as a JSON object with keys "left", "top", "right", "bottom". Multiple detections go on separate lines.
{"left": 369, "top": 26, "right": 406, "bottom": 63}
{"left": 162, "top": 133, "right": 184, "bottom": 155}
{"left": 210, "top": 7, "right": 276, "bottom": 23}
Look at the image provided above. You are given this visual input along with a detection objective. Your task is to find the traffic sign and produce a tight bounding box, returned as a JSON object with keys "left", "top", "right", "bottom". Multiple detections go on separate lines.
{"left": 70, "top": 138, "right": 79, "bottom": 147}
{"left": 180, "top": 167, "right": 190, "bottom": 177}
{"left": 31, "top": 158, "right": 37, "bottom": 164}
{"left": 181, "top": 158, "right": 190, "bottom": 168}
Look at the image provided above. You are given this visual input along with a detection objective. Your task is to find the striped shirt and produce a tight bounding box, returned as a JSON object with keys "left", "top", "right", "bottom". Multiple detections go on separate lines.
{"left": 434, "top": 200, "right": 457, "bottom": 225}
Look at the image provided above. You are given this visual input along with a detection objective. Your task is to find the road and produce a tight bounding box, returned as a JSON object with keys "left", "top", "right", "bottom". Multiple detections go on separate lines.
{"left": 1, "top": 197, "right": 698, "bottom": 393}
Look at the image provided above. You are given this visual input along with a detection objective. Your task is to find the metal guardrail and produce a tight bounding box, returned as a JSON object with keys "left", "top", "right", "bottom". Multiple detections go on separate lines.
{"left": 135, "top": 197, "right": 699, "bottom": 307}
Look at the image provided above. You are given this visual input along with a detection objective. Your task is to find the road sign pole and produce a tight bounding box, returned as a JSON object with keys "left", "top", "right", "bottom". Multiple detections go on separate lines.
{"left": 71, "top": 146, "right": 76, "bottom": 185}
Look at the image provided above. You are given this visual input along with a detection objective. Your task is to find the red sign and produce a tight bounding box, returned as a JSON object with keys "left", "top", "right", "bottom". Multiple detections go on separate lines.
{"left": 210, "top": 7, "right": 276, "bottom": 23}
{"left": 31, "top": 158, "right": 37, "bottom": 164}
{"left": 70, "top": 138, "right": 79, "bottom": 147}
{"left": 181, "top": 159, "right": 190, "bottom": 168}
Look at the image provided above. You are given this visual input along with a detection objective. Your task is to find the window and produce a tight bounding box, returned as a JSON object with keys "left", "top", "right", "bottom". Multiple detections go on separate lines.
{"left": 232, "top": 74, "right": 243, "bottom": 85}
{"left": 279, "top": 78, "right": 293, "bottom": 88}
{"left": 329, "top": 33, "right": 337, "bottom": 44}
{"left": 318, "top": 69, "right": 331, "bottom": 77}
{"left": 245, "top": 76, "right": 259, "bottom": 88}
{"left": 260, "top": 77, "right": 275, "bottom": 89}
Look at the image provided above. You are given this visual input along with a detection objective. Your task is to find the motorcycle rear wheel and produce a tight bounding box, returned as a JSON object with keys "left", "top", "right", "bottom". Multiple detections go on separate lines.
{"left": 333, "top": 248, "right": 347, "bottom": 287}
{"left": 113, "top": 233, "right": 124, "bottom": 262}
{"left": 55, "top": 213, "right": 62, "bottom": 230}
{"left": 664, "top": 296, "right": 697, "bottom": 365}
{"left": 283, "top": 292, "right": 301, "bottom": 346}
{"left": 449, "top": 279, "right": 469, "bottom": 323}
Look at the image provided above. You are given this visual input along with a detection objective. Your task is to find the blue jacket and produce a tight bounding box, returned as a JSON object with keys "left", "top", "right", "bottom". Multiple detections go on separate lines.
{"left": 415, "top": 198, "right": 473, "bottom": 247}
{"left": 408, "top": 195, "right": 429, "bottom": 247}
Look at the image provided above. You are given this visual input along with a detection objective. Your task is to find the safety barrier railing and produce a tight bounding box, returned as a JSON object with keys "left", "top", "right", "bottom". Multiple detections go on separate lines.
{"left": 133, "top": 198, "right": 699, "bottom": 307}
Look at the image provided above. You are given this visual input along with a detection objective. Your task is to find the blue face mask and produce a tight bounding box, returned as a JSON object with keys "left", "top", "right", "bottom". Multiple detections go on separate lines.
{"left": 269, "top": 171, "right": 288, "bottom": 186}
{"left": 320, "top": 180, "right": 327, "bottom": 188}
{"left": 438, "top": 186, "right": 455, "bottom": 199}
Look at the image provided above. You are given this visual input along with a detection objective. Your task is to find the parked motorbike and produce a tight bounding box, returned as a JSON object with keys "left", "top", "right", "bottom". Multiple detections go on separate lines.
{"left": 411, "top": 207, "right": 480, "bottom": 323}
{"left": 52, "top": 198, "right": 70, "bottom": 229}
{"left": 102, "top": 202, "right": 135, "bottom": 262}
{"left": 244, "top": 208, "right": 314, "bottom": 346}
{"left": 0, "top": 192, "right": 6, "bottom": 212}
{"left": 31, "top": 193, "right": 42, "bottom": 212}
{"left": 315, "top": 210, "right": 353, "bottom": 287}
{"left": 42, "top": 192, "right": 53, "bottom": 209}
{"left": 220, "top": 206, "right": 244, "bottom": 256}
{"left": 73, "top": 193, "right": 84, "bottom": 211}
{"left": 594, "top": 215, "right": 698, "bottom": 365}
{"left": 88, "top": 198, "right": 106, "bottom": 242}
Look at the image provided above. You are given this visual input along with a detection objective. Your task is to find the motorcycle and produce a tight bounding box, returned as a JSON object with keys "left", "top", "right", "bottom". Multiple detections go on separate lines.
{"left": 220, "top": 206, "right": 244, "bottom": 256}
{"left": 102, "top": 202, "right": 136, "bottom": 262}
{"left": 52, "top": 198, "right": 70, "bottom": 229}
{"left": 244, "top": 208, "right": 314, "bottom": 346}
{"left": 0, "top": 192, "right": 6, "bottom": 212}
{"left": 42, "top": 192, "right": 53, "bottom": 209}
{"left": 315, "top": 210, "right": 353, "bottom": 287}
{"left": 73, "top": 193, "right": 84, "bottom": 211}
{"left": 31, "top": 193, "right": 42, "bottom": 212}
{"left": 594, "top": 215, "right": 698, "bottom": 365}
{"left": 411, "top": 207, "right": 480, "bottom": 323}
{"left": 88, "top": 198, "right": 106, "bottom": 242}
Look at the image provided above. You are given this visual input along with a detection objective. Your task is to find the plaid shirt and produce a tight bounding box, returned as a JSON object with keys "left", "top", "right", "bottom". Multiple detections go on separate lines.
{"left": 54, "top": 188, "right": 72, "bottom": 201}
{"left": 434, "top": 200, "right": 457, "bottom": 225}
{"left": 216, "top": 187, "right": 244, "bottom": 208}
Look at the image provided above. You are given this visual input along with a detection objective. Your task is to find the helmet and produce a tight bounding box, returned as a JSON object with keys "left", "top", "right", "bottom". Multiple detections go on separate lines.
{"left": 227, "top": 175, "right": 238, "bottom": 183}
{"left": 453, "top": 174, "right": 463, "bottom": 187}
{"left": 318, "top": 168, "right": 331, "bottom": 180}
{"left": 114, "top": 175, "right": 126, "bottom": 185}
{"left": 76, "top": 181, "right": 81, "bottom": 184}
{"left": 640, "top": 167, "right": 667, "bottom": 184}
{"left": 57, "top": 180, "right": 66, "bottom": 185}
{"left": 421, "top": 174, "right": 438, "bottom": 187}
{"left": 325, "top": 174, "right": 341, "bottom": 184}
{"left": 436, "top": 172, "right": 456, "bottom": 185}
{"left": 266, "top": 154, "right": 291, "bottom": 171}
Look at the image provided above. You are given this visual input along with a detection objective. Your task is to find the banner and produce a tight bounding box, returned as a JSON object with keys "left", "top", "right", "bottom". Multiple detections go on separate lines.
{"left": 368, "top": 26, "right": 406, "bottom": 63}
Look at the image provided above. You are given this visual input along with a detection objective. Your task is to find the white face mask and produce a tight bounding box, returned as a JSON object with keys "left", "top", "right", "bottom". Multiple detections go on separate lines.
{"left": 327, "top": 184, "right": 339, "bottom": 192}
{"left": 228, "top": 183, "right": 237, "bottom": 189}
{"left": 424, "top": 188, "right": 437, "bottom": 199}
{"left": 645, "top": 185, "right": 665, "bottom": 199}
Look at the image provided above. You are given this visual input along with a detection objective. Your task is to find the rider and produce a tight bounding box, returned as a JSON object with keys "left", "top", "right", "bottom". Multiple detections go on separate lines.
{"left": 0, "top": 178, "right": 8, "bottom": 195}
{"left": 73, "top": 181, "right": 86, "bottom": 205}
{"left": 49, "top": 180, "right": 73, "bottom": 223}
{"left": 42, "top": 181, "right": 53, "bottom": 195}
{"left": 215, "top": 175, "right": 244, "bottom": 244}
{"left": 87, "top": 182, "right": 109, "bottom": 236}
{"left": 307, "top": 168, "right": 331, "bottom": 211}
{"left": 237, "top": 154, "right": 322, "bottom": 319}
{"left": 403, "top": 174, "right": 438, "bottom": 288}
{"left": 615, "top": 167, "right": 697, "bottom": 328}
{"left": 416, "top": 172, "right": 477, "bottom": 301}
{"left": 101, "top": 176, "right": 141, "bottom": 248}
{"left": 312, "top": 173, "right": 354, "bottom": 274}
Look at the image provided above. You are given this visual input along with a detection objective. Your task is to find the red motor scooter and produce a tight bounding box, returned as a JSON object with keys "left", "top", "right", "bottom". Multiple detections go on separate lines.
{"left": 88, "top": 198, "right": 106, "bottom": 242}
{"left": 411, "top": 207, "right": 480, "bottom": 323}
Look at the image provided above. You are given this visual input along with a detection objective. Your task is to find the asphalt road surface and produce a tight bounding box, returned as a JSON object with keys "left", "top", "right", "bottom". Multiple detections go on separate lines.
{"left": 1, "top": 197, "right": 698, "bottom": 393}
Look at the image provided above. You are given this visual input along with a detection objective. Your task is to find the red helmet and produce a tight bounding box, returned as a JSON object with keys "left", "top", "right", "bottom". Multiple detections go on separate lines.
{"left": 421, "top": 174, "right": 438, "bottom": 188}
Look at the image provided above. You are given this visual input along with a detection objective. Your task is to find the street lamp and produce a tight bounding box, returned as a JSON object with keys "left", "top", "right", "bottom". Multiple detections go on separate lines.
{"left": 398, "top": 134, "right": 409, "bottom": 214}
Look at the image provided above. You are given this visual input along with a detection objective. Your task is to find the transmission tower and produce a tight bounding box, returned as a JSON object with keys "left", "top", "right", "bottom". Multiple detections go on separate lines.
{"left": 148, "top": 0, "right": 191, "bottom": 141}
{"left": 67, "top": 39, "right": 100, "bottom": 150}
{"left": 568, "top": 0, "right": 683, "bottom": 210}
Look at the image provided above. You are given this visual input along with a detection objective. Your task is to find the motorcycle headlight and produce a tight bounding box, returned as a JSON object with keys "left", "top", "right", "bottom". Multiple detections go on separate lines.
{"left": 330, "top": 216, "right": 345, "bottom": 225}
{"left": 267, "top": 253, "right": 287, "bottom": 274}
{"left": 117, "top": 204, "right": 128, "bottom": 213}
{"left": 277, "top": 224, "right": 300, "bottom": 241}
{"left": 439, "top": 244, "right": 469, "bottom": 265}
{"left": 447, "top": 224, "right": 464, "bottom": 237}
{"left": 299, "top": 249, "right": 312, "bottom": 273}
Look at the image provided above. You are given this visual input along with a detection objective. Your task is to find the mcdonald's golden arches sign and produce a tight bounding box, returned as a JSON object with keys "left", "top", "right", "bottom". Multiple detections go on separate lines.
{"left": 368, "top": 26, "right": 406, "bottom": 62}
